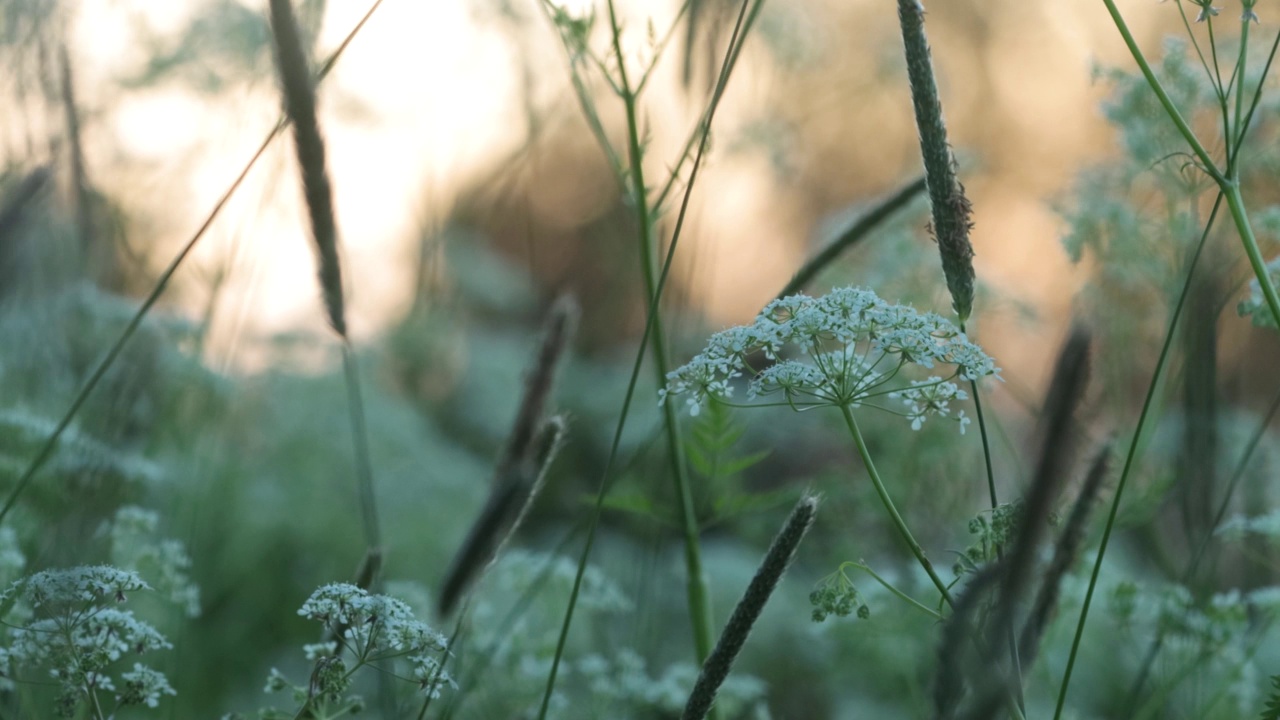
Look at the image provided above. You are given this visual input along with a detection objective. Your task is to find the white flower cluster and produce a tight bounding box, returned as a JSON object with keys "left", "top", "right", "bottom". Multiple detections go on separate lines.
{"left": 14, "top": 565, "right": 149, "bottom": 608}
{"left": 662, "top": 287, "right": 999, "bottom": 432}
{"left": 2, "top": 566, "right": 173, "bottom": 716}
{"left": 297, "top": 583, "right": 454, "bottom": 695}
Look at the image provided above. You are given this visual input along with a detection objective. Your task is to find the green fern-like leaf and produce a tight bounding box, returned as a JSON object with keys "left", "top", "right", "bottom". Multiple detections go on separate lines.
{"left": 683, "top": 398, "right": 772, "bottom": 527}
{"left": 1261, "top": 675, "right": 1280, "bottom": 720}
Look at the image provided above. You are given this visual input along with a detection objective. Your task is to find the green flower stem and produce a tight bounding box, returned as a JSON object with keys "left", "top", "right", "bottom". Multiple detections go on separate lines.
{"left": 1233, "top": 12, "right": 1251, "bottom": 153}
{"left": 1101, "top": 0, "right": 1280, "bottom": 331}
{"left": 1224, "top": 180, "right": 1280, "bottom": 330}
{"left": 606, "top": 0, "right": 715, "bottom": 666}
{"left": 839, "top": 409, "right": 1026, "bottom": 720}
{"left": 839, "top": 404, "right": 953, "bottom": 607}
{"left": 1100, "top": 0, "right": 1221, "bottom": 182}
{"left": 843, "top": 561, "right": 942, "bottom": 620}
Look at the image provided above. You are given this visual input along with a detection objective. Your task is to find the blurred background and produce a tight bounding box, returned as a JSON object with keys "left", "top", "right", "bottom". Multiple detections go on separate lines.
{"left": 1, "top": 0, "right": 1191, "bottom": 373}
{"left": 3, "top": 0, "right": 1280, "bottom": 717}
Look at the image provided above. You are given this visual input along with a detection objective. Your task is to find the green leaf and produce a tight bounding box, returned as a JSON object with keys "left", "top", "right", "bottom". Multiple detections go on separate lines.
{"left": 706, "top": 487, "right": 797, "bottom": 528}
{"left": 588, "top": 491, "right": 674, "bottom": 527}
{"left": 1261, "top": 675, "right": 1280, "bottom": 720}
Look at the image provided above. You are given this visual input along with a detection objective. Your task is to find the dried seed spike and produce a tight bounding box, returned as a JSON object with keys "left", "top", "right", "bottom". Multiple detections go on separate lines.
{"left": 436, "top": 416, "right": 567, "bottom": 618}
{"left": 682, "top": 493, "right": 819, "bottom": 720}
{"left": 268, "top": 0, "right": 346, "bottom": 337}
{"left": 897, "top": 0, "right": 975, "bottom": 322}
{"left": 437, "top": 298, "right": 578, "bottom": 617}
{"left": 1018, "top": 440, "right": 1111, "bottom": 666}
{"left": 501, "top": 295, "right": 580, "bottom": 473}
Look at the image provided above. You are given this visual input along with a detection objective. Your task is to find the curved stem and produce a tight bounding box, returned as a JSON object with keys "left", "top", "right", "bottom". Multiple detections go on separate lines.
{"left": 843, "top": 561, "right": 942, "bottom": 620}
{"left": 1100, "top": 0, "right": 1223, "bottom": 183}
{"left": 838, "top": 405, "right": 953, "bottom": 607}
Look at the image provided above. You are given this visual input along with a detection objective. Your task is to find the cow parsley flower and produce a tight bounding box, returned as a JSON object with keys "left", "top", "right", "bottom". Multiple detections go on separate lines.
{"left": 662, "top": 286, "right": 998, "bottom": 433}
{"left": 290, "top": 583, "right": 454, "bottom": 703}
{"left": 2, "top": 566, "right": 173, "bottom": 717}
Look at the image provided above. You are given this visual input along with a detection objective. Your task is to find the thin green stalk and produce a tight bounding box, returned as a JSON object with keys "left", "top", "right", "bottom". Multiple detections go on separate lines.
{"left": 1223, "top": 180, "right": 1280, "bottom": 329}
{"left": 1052, "top": 191, "right": 1224, "bottom": 720}
{"left": 605, "top": 0, "right": 714, "bottom": 665}
{"left": 1100, "top": 0, "right": 1222, "bottom": 182}
{"left": 341, "top": 343, "right": 381, "bottom": 555}
{"left": 843, "top": 561, "right": 942, "bottom": 620}
{"left": 838, "top": 404, "right": 953, "bottom": 606}
{"left": 1102, "top": 0, "right": 1280, "bottom": 331}
{"left": 1231, "top": 11, "right": 1251, "bottom": 157}
{"left": 536, "top": 3, "right": 752, "bottom": 716}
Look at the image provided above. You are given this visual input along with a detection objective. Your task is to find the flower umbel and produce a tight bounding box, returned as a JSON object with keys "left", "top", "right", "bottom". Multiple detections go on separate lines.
{"left": 661, "top": 287, "right": 998, "bottom": 432}
{"left": 3, "top": 566, "right": 173, "bottom": 717}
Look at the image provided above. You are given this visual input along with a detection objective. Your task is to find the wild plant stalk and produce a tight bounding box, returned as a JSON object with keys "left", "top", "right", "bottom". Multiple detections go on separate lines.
{"left": 897, "top": 2, "right": 1020, "bottom": 702}
{"left": 269, "top": 0, "right": 381, "bottom": 562}
{"left": 603, "top": 0, "right": 714, "bottom": 665}
{"left": 1101, "top": 0, "right": 1280, "bottom": 328}
{"left": 681, "top": 494, "right": 818, "bottom": 720}
{"left": 1053, "top": 191, "right": 1225, "bottom": 719}
{"left": 535, "top": 2, "right": 756, "bottom": 717}
{"left": 0, "top": 0, "right": 387, "bottom": 530}
{"left": 839, "top": 405, "right": 953, "bottom": 605}
{"left": 438, "top": 298, "right": 577, "bottom": 617}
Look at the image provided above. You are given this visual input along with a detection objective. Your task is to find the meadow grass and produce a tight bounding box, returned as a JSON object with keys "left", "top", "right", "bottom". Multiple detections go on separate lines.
{"left": 1, "top": 0, "right": 1280, "bottom": 718}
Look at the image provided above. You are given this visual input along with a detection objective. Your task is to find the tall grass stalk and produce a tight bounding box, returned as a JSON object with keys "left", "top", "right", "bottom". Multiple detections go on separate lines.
{"left": 536, "top": 2, "right": 756, "bottom": 717}
{"left": 269, "top": 0, "right": 382, "bottom": 560}
{"left": 438, "top": 299, "right": 576, "bottom": 618}
{"left": 603, "top": 0, "right": 714, "bottom": 665}
{"left": 681, "top": 493, "right": 818, "bottom": 720}
{"left": 896, "top": 3, "right": 1023, "bottom": 703}
{"left": 0, "top": 0, "right": 387, "bottom": 530}
{"left": 1052, "top": 192, "right": 1225, "bottom": 719}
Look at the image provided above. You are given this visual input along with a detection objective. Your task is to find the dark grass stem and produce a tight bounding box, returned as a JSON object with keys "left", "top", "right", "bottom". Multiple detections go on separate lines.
{"left": 437, "top": 298, "right": 576, "bottom": 618}
{"left": 1052, "top": 192, "right": 1224, "bottom": 720}
{"left": 775, "top": 176, "right": 926, "bottom": 300}
{"left": 269, "top": 0, "right": 347, "bottom": 338}
{"left": 0, "top": 0, "right": 386, "bottom": 530}
{"left": 536, "top": 3, "right": 754, "bottom": 718}
{"left": 681, "top": 494, "right": 818, "bottom": 720}
{"left": 1018, "top": 443, "right": 1111, "bottom": 667}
